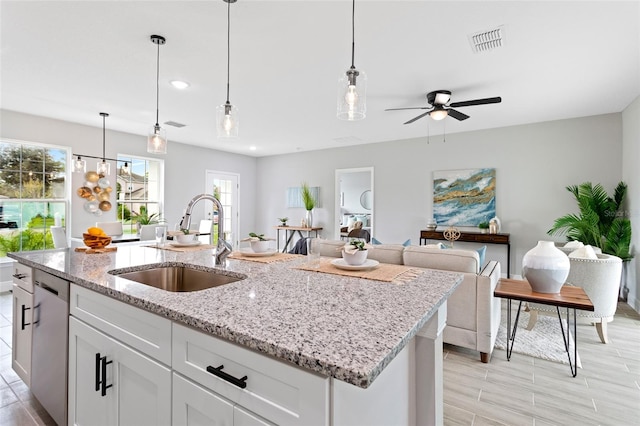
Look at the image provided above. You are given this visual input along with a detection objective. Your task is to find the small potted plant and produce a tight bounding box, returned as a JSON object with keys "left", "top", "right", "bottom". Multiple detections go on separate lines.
{"left": 341, "top": 239, "right": 368, "bottom": 265}
{"left": 175, "top": 228, "right": 197, "bottom": 244}
{"left": 301, "top": 182, "right": 315, "bottom": 227}
{"left": 245, "top": 232, "right": 272, "bottom": 253}
{"left": 478, "top": 221, "right": 490, "bottom": 233}
{"left": 278, "top": 217, "right": 289, "bottom": 226}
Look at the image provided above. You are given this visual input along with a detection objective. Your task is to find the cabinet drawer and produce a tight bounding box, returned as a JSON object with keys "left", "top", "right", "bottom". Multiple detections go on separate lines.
{"left": 12, "top": 263, "right": 33, "bottom": 293}
{"left": 173, "top": 323, "right": 329, "bottom": 426}
{"left": 70, "top": 284, "right": 172, "bottom": 366}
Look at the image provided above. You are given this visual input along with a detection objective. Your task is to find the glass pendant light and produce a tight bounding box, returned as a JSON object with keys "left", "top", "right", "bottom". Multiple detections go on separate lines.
{"left": 337, "top": 0, "right": 366, "bottom": 121}
{"left": 148, "top": 35, "right": 168, "bottom": 153}
{"left": 72, "top": 156, "right": 86, "bottom": 173}
{"left": 216, "top": 0, "right": 239, "bottom": 138}
{"left": 97, "top": 112, "right": 110, "bottom": 176}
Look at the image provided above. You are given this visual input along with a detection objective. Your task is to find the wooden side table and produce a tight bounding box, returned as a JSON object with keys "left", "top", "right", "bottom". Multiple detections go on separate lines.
{"left": 494, "top": 278, "right": 594, "bottom": 377}
{"left": 274, "top": 226, "right": 323, "bottom": 253}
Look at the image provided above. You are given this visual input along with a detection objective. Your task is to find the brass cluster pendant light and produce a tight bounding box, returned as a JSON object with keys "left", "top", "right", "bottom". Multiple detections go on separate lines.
{"left": 217, "top": 0, "right": 239, "bottom": 138}
{"left": 148, "top": 34, "right": 168, "bottom": 154}
{"left": 337, "top": 0, "right": 366, "bottom": 121}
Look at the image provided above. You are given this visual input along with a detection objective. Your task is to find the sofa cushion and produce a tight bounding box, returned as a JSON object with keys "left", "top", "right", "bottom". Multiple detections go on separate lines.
{"left": 403, "top": 246, "right": 480, "bottom": 274}
{"left": 317, "top": 239, "right": 345, "bottom": 257}
{"left": 366, "top": 244, "right": 405, "bottom": 265}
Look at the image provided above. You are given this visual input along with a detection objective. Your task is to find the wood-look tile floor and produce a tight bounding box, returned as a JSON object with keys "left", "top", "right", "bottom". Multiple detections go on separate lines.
{"left": 1, "top": 290, "right": 639, "bottom": 426}
{"left": 444, "top": 302, "right": 640, "bottom": 426}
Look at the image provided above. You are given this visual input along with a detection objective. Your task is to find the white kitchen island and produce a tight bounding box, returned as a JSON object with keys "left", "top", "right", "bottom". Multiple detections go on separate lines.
{"left": 9, "top": 244, "right": 461, "bottom": 426}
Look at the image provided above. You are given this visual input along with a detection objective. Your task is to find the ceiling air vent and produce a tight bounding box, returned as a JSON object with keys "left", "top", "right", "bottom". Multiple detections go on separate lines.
{"left": 468, "top": 25, "right": 504, "bottom": 53}
{"left": 164, "top": 121, "right": 186, "bottom": 128}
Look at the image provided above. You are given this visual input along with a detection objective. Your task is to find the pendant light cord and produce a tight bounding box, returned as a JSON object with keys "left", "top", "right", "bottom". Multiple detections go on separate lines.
{"left": 155, "top": 41, "right": 161, "bottom": 126}
{"left": 102, "top": 114, "right": 106, "bottom": 161}
{"left": 350, "top": 0, "right": 355, "bottom": 69}
{"left": 226, "top": 0, "right": 231, "bottom": 104}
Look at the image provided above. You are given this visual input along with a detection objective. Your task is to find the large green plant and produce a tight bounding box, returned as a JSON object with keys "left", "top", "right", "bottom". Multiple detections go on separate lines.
{"left": 301, "top": 182, "right": 315, "bottom": 211}
{"left": 547, "top": 182, "right": 632, "bottom": 260}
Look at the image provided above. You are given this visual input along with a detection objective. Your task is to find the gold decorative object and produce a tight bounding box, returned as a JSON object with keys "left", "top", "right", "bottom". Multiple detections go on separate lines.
{"left": 443, "top": 226, "right": 461, "bottom": 247}
{"left": 85, "top": 171, "right": 99, "bottom": 183}
{"left": 99, "top": 201, "right": 112, "bottom": 211}
{"left": 77, "top": 186, "right": 92, "bottom": 198}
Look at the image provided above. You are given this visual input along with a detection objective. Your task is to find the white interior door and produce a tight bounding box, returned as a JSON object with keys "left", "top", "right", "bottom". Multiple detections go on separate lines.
{"left": 205, "top": 171, "right": 239, "bottom": 248}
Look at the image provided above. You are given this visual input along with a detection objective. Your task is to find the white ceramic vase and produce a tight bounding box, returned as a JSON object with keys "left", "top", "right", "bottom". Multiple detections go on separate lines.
{"left": 522, "top": 241, "right": 570, "bottom": 293}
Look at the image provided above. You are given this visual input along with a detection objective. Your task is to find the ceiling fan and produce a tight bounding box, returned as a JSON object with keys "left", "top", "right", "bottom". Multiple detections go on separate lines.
{"left": 386, "top": 90, "right": 502, "bottom": 124}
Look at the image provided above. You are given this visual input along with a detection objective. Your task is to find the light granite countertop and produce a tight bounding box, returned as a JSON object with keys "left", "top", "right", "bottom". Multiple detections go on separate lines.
{"left": 8, "top": 244, "right": 462, "bottom": 388}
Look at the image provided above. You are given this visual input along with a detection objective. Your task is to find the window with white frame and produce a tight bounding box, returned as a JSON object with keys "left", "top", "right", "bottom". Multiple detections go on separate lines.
{"left": 0, "top": 140, "right": 68, "bottom": 257}
{"left": 115, "top": 155, "right": 164, "bottom": 235}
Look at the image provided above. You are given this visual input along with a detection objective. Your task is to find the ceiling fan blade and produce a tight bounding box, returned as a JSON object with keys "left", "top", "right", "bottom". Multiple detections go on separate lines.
{"left": 449, "top": 96, "right": 502, "bottom": 108}
{"left": 404, "top": 111, "right": 431, "bottom": 125}
{"left": 446, "top": 109, "right": 470, "bottom": 121}
{"left": 385, "top": 107, "right": 430, "bottom": 111}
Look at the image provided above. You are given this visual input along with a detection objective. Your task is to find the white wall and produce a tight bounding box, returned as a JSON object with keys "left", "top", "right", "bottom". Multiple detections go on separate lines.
{"left": 0, "top": 110, "right": 257, "bottom": 239}
{"left": 256, "top": 113, "right": 623, "bottom": 277}
{"left": 622, "top": 95, "right": 640, "bottom": 312}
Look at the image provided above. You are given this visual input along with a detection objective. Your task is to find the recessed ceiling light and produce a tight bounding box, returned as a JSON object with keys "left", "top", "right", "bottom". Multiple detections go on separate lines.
{"left": 170, "top": 80, "right": 190, "bottom": 89}
{"left": 249, "top": 145, "right": 257, "bottom": 151}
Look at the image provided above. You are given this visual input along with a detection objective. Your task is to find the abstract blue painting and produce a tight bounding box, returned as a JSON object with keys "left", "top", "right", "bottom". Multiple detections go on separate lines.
{"left": 433, "top": 168, "right": 496, "bottom": 226}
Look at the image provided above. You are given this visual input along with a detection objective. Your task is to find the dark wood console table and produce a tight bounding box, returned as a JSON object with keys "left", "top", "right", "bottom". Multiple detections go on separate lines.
{"left": 420, "top": 229, "right": 511, "bottom": 277}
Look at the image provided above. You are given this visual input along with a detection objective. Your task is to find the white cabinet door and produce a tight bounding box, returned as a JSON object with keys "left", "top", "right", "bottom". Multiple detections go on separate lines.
{"left": 234, "top": 406, "right": 274, "bottom": 426}
{"left": 11, "top": 284, "right": 32, "bottom": 386}
{"left": 69, "top": 317, "right": 171, "bottom": 426}
{"left": 69, "top": 316, "right": 115, "bottom": 426}
{"left": 173, "top": 373, "right": 234, "bottom": 426}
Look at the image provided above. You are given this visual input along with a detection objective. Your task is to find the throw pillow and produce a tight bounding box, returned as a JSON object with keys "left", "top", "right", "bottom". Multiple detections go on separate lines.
{"left": 371, "top": 238, "right": 411, "bottom": 246}
{"left": 569, "top": 245, "right": 598, "bottom": 259}
{"left": 476, "top": 245, "right": 487, "bottom": 267}
{"left": 346, "top": 216, "right": 356, "bottom": 227}
{"left": 424, "top": 243, "right": 444, "bottom": 249}
{"left": 564, "top": 241, "right": 584, "bottom": 249}
{"left": 355, "top": 215, "right": 368, "bottom": 226}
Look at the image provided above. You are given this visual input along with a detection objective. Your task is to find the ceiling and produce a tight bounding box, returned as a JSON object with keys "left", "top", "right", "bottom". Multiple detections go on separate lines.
{"left": 1, "top": 1, "right": 639, "bottom": 157}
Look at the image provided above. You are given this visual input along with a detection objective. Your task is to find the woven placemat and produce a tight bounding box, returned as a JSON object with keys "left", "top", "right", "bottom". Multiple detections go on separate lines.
{"left": 146, "top": 244, "right": 216, "bottom": 252}
{"left": 228, "top": 252, "right": 301, "bottom": 263}
{"left": 293, "top": 258, "right": 423, "bottom": 283}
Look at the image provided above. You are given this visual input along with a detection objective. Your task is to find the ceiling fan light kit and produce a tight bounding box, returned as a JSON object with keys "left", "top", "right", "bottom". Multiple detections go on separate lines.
{"left": 217, "top": 0, "right": 239, "bottom": 138}
{"left": 337, "top": 0, "right": 366, "bottom": 121}
{"left": 386, "top": 89, "right": 501, "bottom": 125}
{"left": 148, "top": 34, "right": 168, "bottom": 154}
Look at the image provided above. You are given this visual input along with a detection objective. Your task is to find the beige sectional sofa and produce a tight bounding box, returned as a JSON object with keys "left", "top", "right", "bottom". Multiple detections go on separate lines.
{"left": 318, "top": 240, "right": 502, "bottom": 362}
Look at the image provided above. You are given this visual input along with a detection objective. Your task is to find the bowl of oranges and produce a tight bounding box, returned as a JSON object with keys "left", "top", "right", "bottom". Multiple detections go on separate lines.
{"left": 83, "top": 227, "right": 112, "bottom": 249}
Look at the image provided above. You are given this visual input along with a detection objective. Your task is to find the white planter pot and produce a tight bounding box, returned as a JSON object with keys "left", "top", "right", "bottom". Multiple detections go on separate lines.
{"left": 342, "top": 249, "right": 368, "bottom": 266}
{"left": 522, "top": 241, "right": 570, "bottom": 294}
{"left": 250, "top": 240, "right": 270, "bottom": 253}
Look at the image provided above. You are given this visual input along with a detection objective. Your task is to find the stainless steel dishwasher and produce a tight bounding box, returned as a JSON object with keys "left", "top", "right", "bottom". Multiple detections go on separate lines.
{"left": 31, "top": 269, "right": 69, "bottom": 426}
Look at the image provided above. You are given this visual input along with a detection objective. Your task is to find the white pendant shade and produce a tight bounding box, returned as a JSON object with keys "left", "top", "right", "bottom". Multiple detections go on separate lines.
{"left": 148, "top": 124, "right": 168, "bottom": 153}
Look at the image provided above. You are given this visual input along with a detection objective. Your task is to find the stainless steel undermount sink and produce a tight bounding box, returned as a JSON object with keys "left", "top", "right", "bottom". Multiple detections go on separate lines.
{"left": 109, "top": 264, "right": 245, "bottom": 292}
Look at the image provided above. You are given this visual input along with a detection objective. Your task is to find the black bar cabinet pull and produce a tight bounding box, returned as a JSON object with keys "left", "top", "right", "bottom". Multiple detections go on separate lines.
{"left": 95, "top": 353, "right": 101, "bottom": 392}
{"left": 206, "top": 365, "right": 248, "bottom": 389}
{"left": 12, "top": 273, "right": 27, "bottom": 280}
{"left": 100, "top": 356, "right": 113, "bottom": 396}
{"left": 21, "top": 305, "right": 31, "bottom": 330}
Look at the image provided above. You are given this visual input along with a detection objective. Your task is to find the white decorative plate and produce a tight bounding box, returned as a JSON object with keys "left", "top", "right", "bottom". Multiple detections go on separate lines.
{"left": 238, "top": 248, "right": 278, "bottom": 257}
{"left": 169, "top": 241, "right": 202, "bottom": 247}
{"left": 330, "top": 258, "right": 379, "bottom": 271}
